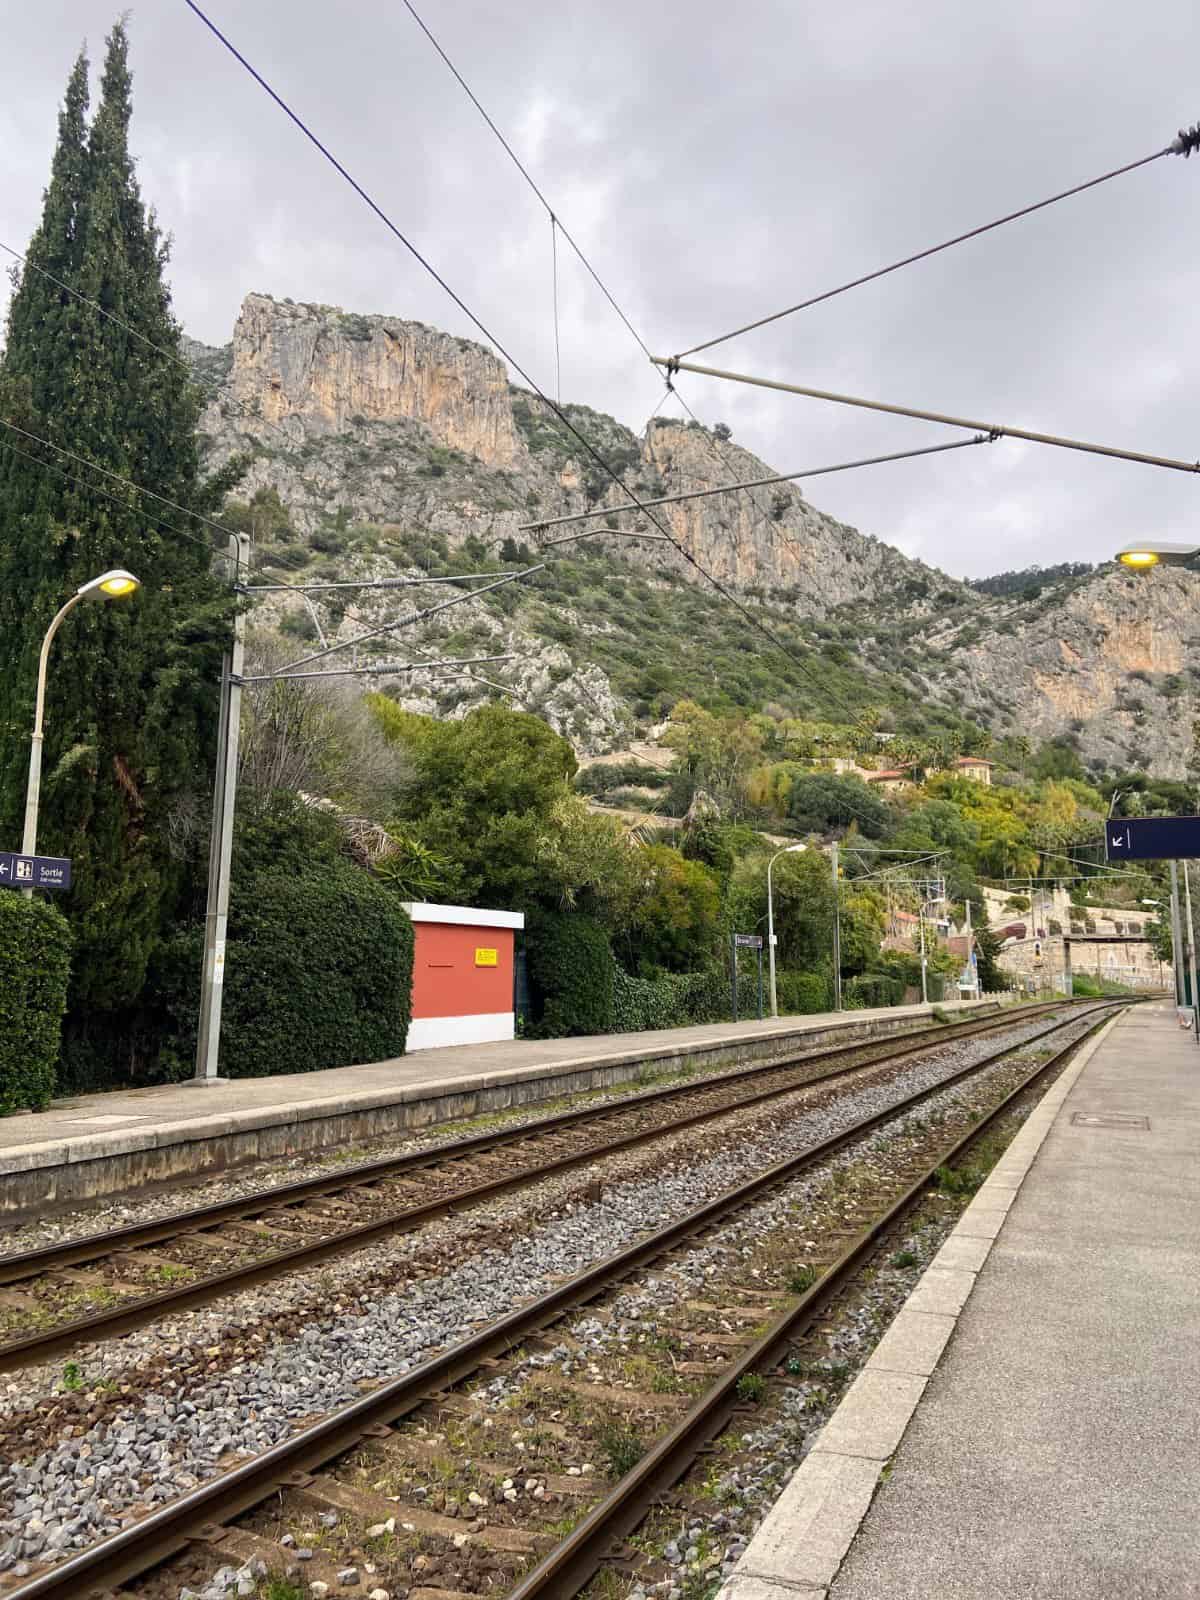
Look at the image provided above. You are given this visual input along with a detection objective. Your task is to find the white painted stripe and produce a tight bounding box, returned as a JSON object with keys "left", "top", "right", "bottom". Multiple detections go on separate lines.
{"left": 406, "top": 1012, "right": 516, "bottom": 1051}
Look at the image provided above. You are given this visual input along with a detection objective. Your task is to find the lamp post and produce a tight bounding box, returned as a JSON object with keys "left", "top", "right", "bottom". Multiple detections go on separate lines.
{"left": 766, "top": 843, "right": 806, "bottom": 1017}
{"left": 21, "top": 569, "right": 141, "bottom": 898}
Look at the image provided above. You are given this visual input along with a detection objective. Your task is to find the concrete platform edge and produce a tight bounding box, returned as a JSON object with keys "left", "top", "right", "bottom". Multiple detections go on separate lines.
{"left": 0, "top": 1000, "right": 1002, "bottom": 1217}
{"left": 713, "top": 1005, "right": 1127, "bottom": 1600}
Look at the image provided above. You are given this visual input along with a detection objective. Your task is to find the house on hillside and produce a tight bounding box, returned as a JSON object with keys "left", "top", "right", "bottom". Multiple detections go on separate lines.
{"left": 865, "top": 766, "right": 916, "bottom": 794}
{"left": 954, "top": 755, "right": 994, "bottom": 784}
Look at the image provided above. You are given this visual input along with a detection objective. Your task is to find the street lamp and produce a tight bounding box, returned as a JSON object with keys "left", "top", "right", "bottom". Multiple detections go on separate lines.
{"left": 21, "top": 569, "right": 141, "bottom": 896}
{"left": 767, "top": 843, "right": 806, "bottom": 1017}
{"left": 1115, "top": 541, "right": 1200, "bottom": 569}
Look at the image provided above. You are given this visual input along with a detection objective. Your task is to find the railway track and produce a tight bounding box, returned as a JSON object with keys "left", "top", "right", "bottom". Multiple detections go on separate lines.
{"left": 1, "top": 1000, "right": 1119, "bottom": 1600}
{"left": 0, "top": 1000, "right": 1079, "bottom": 1372}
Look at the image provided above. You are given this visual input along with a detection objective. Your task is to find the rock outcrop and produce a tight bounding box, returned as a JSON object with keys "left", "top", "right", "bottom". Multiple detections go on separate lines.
{"left": 191, "top": 292, "right": 1200, "bottom": 773}
{"left": 212, "top": 294, "right": 525, "bottom": 466}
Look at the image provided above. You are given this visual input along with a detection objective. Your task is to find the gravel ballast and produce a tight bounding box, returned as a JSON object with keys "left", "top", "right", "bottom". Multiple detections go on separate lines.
{"left": 0, "top": 1011, "right": 1094, "bottom": 1571}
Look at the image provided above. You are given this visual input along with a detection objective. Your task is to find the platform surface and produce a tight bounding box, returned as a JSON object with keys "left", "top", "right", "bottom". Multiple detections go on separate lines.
{"left": 827, "top": 1001, "right": 1200, "bottom": 1599}
{"left": 0, "top": 998, "right": 990, "bottom": 1174}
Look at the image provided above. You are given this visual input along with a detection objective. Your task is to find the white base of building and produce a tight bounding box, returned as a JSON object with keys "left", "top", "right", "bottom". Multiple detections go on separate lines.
{"left": 406, "top": 1011, "right": 516, "bottom": 1051}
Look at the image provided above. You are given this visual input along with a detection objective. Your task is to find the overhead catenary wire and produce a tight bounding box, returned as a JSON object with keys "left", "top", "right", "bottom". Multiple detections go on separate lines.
{"left": 181, "top": 1, "right": 923, "bottom": 842}
{"left": 314, "top": 0, "right": 988, "bottom": 776}
{"left": 180, "top": 2, "right": 871, "bottom": 704}
{"left": 550, "top": 215, "right": 562, "bottom": 405}
{"left": 672, "top": 121, "right": 1200, "bottom": 361}
{"left": 393, "top": 1, "right": 804, "bottom": 592}
{"left": 652, "top": 358, "right": 1200, "bottom": 478}
{"left": 0, "top": 424, "right": 519, "bottom": 694}
{"left": 238, "top": 651, "right": 514, "bottom": 683}
{"left": 523, "top": 434, "right": 995, "bottom": 537}
{"left": 396, "top": 0, "right": 654, "bottom": 364}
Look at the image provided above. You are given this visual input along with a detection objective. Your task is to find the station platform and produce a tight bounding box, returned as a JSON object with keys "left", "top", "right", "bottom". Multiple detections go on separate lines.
{"left": 719, "top": 1000, "right": 1199, "bottom": 1600}
{"left": 0, "top": 997, "right": 997, "bottom": 1219}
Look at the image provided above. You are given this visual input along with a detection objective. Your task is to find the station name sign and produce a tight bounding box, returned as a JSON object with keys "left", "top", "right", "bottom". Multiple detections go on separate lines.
{"left": 1105, "top": 816, "right": 1200, "bottom": 862}
{"left": 0, "top": 852, "right": 72, "bottom": 891}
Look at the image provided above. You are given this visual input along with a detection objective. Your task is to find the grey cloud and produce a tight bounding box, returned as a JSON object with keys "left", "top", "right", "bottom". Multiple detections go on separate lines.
{"left": 3, "top": 0, "right": 1197, "bottom": 577}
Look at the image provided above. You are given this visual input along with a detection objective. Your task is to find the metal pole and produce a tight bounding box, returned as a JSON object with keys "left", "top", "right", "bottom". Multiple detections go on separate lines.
{"left": 730, "top": 933, "right": 738, "bottom": 1024}
{"left": 1184, "top": 863, "right": 1200, "bottom": 1043}
{"left": 767, "top": 854, "right": 778, "bottom": 1017}
{"left": 1169, "top": 861, "right": 1186, "bottom": 1010}
{"left": 20, "top": 597, "right": 79, "bottom": 898}
{"left": 919, "top": 903, "right": 928, "bottom": 1005}
{"left": 194, "top": 534, "right": 249, "bottom": 1083}
{"left": 652, "top": 357, "right": 1200, "bottom": 479}
{"left": 831, "top": 843, "right": 842, "bottom": 1011}
{"left": 757, "top": 946, "right": 763, "bottom": 1021}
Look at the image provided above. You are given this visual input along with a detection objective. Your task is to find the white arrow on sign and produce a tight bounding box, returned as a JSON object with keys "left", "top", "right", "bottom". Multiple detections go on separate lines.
{"left": 1111, "top": 833, "right": 1126, "bottom": 848}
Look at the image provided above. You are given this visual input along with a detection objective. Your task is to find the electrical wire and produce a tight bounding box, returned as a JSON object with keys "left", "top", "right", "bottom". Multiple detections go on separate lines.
{"left": 180, "top": 0, "right": 862, "bottom": 710}
{"left": 0, "top": 422, "right": 522, "bottom": 692}
{"left": 395, "top": 0, "right": 801, "bottom": 586}
{"left": 181, "top": 1, "right": 916, "bottom": 837}
{"left": 550, "top": 215, "right": 562, "bottom": 405}
{"left": 396, "top": 0, "right": 654, "bottom": 363}
{"left": 672, "top": 122, "right": 1200, "bottom": 360}
{"left": 368, "top": 0, "right": 985, "bottom": 754}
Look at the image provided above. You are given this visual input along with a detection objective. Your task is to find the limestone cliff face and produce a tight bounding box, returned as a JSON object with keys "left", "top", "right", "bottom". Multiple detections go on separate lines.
{"left": 941, "top": 565, "right": 1200, "bottom": 776}
{"left": 640, "top": 423, "right": 959, "bottom": 612}
{"left": 191, "top": 293, "right": 1199, "bottom": 771}
{"left": 211, "top": 294, "right": 526, "bottom": 467}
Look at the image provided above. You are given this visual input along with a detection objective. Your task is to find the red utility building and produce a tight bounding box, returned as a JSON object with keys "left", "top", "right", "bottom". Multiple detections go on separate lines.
{"left": 402, "top": 902, "right": 525, "bottom": 1050}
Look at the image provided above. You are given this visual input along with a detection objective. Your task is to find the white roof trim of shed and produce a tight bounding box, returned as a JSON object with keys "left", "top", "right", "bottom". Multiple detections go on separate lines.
{"left": 401, "top": 902, "right": 525, "bottom": 930}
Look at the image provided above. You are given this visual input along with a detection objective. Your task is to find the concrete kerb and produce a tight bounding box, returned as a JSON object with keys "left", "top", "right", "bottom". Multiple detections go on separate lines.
{"left": 0, "top": 1000, "right": 1003, "bottom": 1217}
{"left": 713, "top": 1005, "right": 1127, "bottom": 1600}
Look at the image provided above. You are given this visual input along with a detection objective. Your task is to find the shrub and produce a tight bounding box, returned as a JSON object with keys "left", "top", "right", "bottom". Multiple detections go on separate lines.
{"left": 526, "top": 911, "right": 615, "bottom": 1037}
{"left": 155, "top": 859, "right": 413, "bottom": 1079}
{"left": 845, "top": 972, "right": 906, "bottom": 1009}
{"left": 775, "top": 971, "right": 829, "bottom": 1014}
{"left": 610, "top": 966, "right": 732, "bottom": 1032}
{"left": 0, "top": 896, "right": 72, "bottom": 1113}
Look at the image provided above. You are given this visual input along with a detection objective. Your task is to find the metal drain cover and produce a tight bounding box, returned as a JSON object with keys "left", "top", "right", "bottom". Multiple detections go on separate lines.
{"left": 1071, "top": 1112, "right": 1150, "bottom": 1130}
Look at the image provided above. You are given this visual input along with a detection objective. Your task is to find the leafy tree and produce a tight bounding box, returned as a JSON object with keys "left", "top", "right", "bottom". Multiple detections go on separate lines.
{"left": 373, "top": 699, "right": 577, "bottom": 908}
{"left": 784, "top": 772, "right": 891, "bottom": 838}
{"left": 1030, "top": 736, "right": 1086, "bottom": 783}
{"left": 0, "top": 26, "right": 234, "bottom": 1045}
{"left": 663, "top": 699, "right": 765, "bottom": 818}
{"left": 623, "top": 845, "right": 721, "bottom": 973}
{"left": 974, "top": 925, "right": 1009, "bottom": 992}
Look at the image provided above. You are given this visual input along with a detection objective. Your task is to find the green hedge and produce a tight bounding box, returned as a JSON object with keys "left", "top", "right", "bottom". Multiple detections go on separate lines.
{"left": 775, "top": 971, "right": 830, "bottom": 1015}
{"left": 526, "top": 910, "right": 615, "bottom": 1037}
{"left": 845, "top": 971, "right": 908, "bottom": 1009}
{"left": 611, "top": 966, "right": 730, "bottom": 1032}
{"left": 0, "top": 896, "right": 72, "bottom": 1113}
{"left": 156, "top": 859, "right": 414, "bottom": 1078}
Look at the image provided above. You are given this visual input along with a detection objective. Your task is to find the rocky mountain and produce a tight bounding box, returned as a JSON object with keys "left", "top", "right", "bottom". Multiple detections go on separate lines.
{"left": 190, "top": 292, "right": 1200, "bottom": 776}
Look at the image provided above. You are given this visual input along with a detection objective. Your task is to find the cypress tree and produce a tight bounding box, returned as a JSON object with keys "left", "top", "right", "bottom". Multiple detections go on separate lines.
{"left": 0, "top": 23, "right": 233, "bottom": 1077}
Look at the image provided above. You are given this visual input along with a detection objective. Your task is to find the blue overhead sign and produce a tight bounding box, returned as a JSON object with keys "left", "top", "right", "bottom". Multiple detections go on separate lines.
{"left": 0, "top": 853, "right": 73, "bottom": 891}
{"left": 1105, "top": 816, "right": 1200, "bottom": 862}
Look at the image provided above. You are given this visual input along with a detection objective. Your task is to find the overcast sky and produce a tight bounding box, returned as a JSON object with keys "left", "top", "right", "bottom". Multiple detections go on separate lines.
{"left": 2, "top": 1, "right": 1197, "bottom": 579}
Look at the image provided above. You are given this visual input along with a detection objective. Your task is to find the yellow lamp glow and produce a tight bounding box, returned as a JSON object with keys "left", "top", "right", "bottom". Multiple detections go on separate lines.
{"left": 77, "top": 568, "right": 141, "bottom": 601}
{"left": 1119, "top": 550, "right": 1160, "bottom": 569}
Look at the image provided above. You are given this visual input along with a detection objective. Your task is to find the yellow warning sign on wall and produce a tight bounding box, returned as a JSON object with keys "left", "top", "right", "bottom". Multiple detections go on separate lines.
{"left": 475, "top": 947, "right": 498, "bottom": 967}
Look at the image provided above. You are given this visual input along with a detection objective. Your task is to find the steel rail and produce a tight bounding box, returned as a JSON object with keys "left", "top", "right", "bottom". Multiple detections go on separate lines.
{"left": 507, "top": 1006, "right": 1122, "bottom": 1600}
{"left": 0, "top": 1004, "right": 1075, "bottom": 1369}
{"left": 0, "top": 1008, "right": 1073, "bottom": 1370}
{"left": 4, "top": 1003, "right": 1118, "bottom": 1600}
{"left": 0, "top": 1002, "right": 1065, "bottom": 1282}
